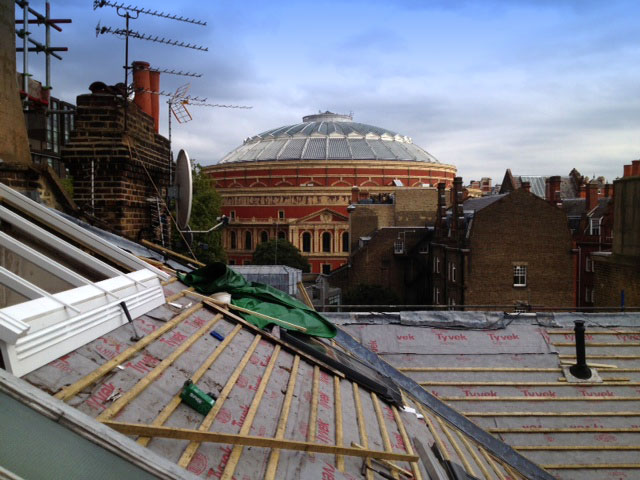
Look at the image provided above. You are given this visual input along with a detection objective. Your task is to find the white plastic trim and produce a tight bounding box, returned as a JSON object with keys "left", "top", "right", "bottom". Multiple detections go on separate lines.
{"left": 0, "top": 183, "right": 169, "bottom": 280}
{"left": 0, "top": 231, "right": 89, "bottom": 288}
{"left": 0, "top": 270, "right": 164, "bottom": 377}
{"left": 0, "top": 205, "right": 122, "bottom": 279}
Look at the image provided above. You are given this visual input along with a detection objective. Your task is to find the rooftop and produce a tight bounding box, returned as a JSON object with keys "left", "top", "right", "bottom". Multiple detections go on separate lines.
{"left": 218, "top": 112, "right": 441, "bottom": 164}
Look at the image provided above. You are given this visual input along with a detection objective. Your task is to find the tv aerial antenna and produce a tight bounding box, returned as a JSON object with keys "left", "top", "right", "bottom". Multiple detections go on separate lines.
{"left": 93, "top": 0, "right": 207, "bottom": 131}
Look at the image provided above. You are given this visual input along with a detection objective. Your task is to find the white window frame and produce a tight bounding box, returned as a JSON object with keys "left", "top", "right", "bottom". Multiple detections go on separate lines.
{"left": 0, "top": 184, "right": 167, "bottom": 377}
{"left": 585, "top": 257, "right": 594, "bottom": 272}
{"left": 513, "top": 265, "right": 527, "bottom": 287}
{"left": 434, "top": 257, "right": 441, "bottom": 274}
{"left": 448, "top": 262, "right": 457, "bottom": 283}
{"left": 589, "top": 217, "right": 601, "bottom": 236}
{"left": 433, "top": 287, "right": 440, "bottom": 305}
{"left": 394, "top": 239, "right": 404, "bottom": 254}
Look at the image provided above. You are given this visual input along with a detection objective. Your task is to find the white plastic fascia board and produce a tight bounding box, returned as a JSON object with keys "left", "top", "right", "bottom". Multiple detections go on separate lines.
{"left": 0, "top": 311, "right": 29, "bottom": 344}
{"left": 2, "top": 270, "right": 159, "bottom": 333}
{"left": 0, "top": 231, "right": 88, "bottom": 288}
{"left": 0, "top": 183, "right": 169, "bottom": 280}
{"left": 2, "top": 279, "right": 165, "bottom": 377}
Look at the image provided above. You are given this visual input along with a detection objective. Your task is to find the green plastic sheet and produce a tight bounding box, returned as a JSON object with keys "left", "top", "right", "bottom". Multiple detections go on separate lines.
{"left": 177, "top": 263, "right": 336, "bottom": 338}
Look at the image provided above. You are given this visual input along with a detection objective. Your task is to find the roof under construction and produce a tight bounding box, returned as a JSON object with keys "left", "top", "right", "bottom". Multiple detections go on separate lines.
{"left": 1, "top": 183, "right": 638, "bottom": 480}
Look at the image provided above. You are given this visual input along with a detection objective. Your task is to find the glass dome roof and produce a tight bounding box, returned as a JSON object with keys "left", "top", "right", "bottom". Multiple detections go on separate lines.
{"left": 218, "top": 112, "right": 440, "bottom": 164}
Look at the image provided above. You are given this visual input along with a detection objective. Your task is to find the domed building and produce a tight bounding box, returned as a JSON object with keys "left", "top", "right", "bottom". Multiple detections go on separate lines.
{"left": 204, "top": 112, "right": 456, "bottom": 273}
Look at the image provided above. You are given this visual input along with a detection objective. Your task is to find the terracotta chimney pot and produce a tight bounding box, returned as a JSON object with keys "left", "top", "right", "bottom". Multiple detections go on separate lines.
{"left": 132, "top": 61, "right": 152, "bottom": 118}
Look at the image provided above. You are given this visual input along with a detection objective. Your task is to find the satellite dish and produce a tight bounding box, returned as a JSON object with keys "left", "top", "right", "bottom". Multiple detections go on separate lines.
{"left": 174, "top": 149, "right": 193, "bottom": 230}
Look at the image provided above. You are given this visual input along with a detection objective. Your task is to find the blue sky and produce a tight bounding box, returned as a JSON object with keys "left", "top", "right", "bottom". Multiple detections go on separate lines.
{"left": 19, "top": 0, "right": 640, "bottom": 184}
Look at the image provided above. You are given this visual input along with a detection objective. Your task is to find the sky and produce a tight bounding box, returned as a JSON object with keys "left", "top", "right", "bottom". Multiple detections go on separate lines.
{"left": 18, "top": 0, "right": 640, "bottom": 184}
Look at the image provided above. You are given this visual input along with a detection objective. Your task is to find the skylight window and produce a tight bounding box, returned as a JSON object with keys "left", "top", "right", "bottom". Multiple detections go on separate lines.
{"left": 0, "top": 184, "right": 167, "bottom": 377}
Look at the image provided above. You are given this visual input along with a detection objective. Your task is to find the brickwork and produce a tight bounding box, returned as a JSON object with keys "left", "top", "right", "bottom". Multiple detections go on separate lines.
{"left": 592, "top": 254, "right": 640, "bottom": 307}
{"left": 331, "top": 228, "right": 430, "bottom": 304}
{"left": 62, "top": 94, "right": 170, "bottom": 240}
{"left": 593, "top": 171, "right": 640, "bottom": 307}
{"left": 465, "top": 189, "right": 573, "bottom": 308}
{"left": 0, "top": 2, "right": 31, "bottom": 166}
{"left": 432, "top": 185, "right": 574, "bottom": 310}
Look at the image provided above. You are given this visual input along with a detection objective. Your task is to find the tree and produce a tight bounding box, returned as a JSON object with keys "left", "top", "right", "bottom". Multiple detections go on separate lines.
{"left": 252, "top": 239, "right": 311, "bottom": 272}
{"left": 172, "top": 163, "right": 226, "bottom": 265}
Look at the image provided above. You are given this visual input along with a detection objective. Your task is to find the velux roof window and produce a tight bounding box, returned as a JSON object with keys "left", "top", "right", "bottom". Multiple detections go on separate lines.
{"left": 0, "top": 184, "right": 168, "bottom": 377}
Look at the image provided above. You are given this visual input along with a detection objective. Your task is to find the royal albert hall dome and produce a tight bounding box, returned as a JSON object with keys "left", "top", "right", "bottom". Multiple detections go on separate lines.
{"left": 205, "top": 112, "right": 456, "bottom": 273}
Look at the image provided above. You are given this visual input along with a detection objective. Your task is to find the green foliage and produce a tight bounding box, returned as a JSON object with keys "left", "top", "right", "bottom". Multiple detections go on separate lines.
{"left": 252, "top": 239, "right": 311, "bottom": 273}
{"left": 60, "top": 176, "right": 74, "bottom": 198}
{"left": 342, "top": 284, "right": 400, "bottom": 309}
{"left": 172, "top": 163, "right": 226, "bottom": 265}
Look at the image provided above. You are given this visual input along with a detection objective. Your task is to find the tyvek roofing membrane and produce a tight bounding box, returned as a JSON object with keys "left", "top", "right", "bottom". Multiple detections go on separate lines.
{"left": 18, "top": 275, "right": 555, "bottom": 480}
{"left": 328, "top": 312, "right": 640, "bottom": 480}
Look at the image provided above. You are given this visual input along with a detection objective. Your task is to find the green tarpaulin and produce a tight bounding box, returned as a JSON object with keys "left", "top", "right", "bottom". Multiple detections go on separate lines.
{"left": 177, "top": 263, "right": 336, "bottom": 338}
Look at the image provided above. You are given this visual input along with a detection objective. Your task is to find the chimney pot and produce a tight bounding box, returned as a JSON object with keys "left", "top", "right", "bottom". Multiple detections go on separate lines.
{"left": 132, "top": 61, "right": 152, "bottom": 118}
{"left": 521, "top": 181, "right": 531, "bottom": 193}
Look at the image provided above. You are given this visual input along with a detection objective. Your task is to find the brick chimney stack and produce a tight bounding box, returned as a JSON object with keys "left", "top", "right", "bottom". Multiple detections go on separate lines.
{"left": 632, "top": 160, "right": 640, "bottom": 176}
{"left": 586, "top": 180, "right": 599, "bottom": 211}
{"left": 547, "top": 176, "right": 562, "bottom": 205}
{"left": 521, "top": 181, "right": 531, "bottom": 193}
{"left": 452, "top": 177, "right": 464, "bottom": 234}
{"left": 623, "top": 164, "right": 632, "bottom": 177}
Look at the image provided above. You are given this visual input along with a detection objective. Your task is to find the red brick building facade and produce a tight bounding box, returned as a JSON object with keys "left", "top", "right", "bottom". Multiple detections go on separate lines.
{"left": 205, "top": 112, "right": 456, "bottom": 273}
{"left": 431, "top": 179, "right": 574, "bottom": 310}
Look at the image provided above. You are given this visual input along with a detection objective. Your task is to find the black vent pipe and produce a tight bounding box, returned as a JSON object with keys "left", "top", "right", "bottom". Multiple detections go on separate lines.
{"left": 569, "top": 320, "right": 592, "bottom": 379}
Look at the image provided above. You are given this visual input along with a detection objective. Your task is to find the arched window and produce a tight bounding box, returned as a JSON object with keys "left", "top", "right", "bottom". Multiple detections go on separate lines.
{"left": 322, "top": 232, "right": 331, "bottom": 253}
{"left": 230, "top": 231, "right": 237, "bottom": 250}
{"left": 260, "top": 231, "right": 268, "bottom": 243}
{"left": 342, "top": 232, "right": 349, "bottom": 252}
{"left": 278, "top": 230, "right": 286, "bottom": 240}
{"left": 245, "top": 231, "right": 252, "bottom": 250}
{"left": 302, "top": 232, "right": 312, "bottom": 253}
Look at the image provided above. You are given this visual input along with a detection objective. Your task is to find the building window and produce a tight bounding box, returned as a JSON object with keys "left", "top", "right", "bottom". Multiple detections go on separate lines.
{"left": 302, "top": 232, "right": 312, "bottom": 253}
{"left": 278, "top": 210, "right": 285, "bottom": 220}
{"left": 448, "top": 262, "right": 457, "bottom": 282}
{"left": 433, "top": 287, "right": 440, "bottom": 305}
{"left": 229, "top": 259, "right": 236, "bottom": 265}
{"left": 342, "top": 232, "right": 349, "bottom": 252}
{"left": 230, "top": 210, "right": 236, "bottom": 220}
{"left": 513, "top": 265, "right": 527, "bottom": 287}
{"left": 322, "top": 264, "right": 331, "bottom": 275}
{"left": 585, "top": 287, "right": 594, "bottom": 303}
{"left": 589, "top": 217, "right": 601, "bottom": 236}
{"left": 322, "top": 232, "right": 332, "bottom": 253}
{"left": 585, "top": 257, "right": 594, "bottom": 272}
{"left": 260, "top": 231, "right": 268, "bottom": 243}
{"left": 230, "top": 231, "right": 237, "bottom": 250}
{"left": 278, "top": 230, "right": 286, "bottom": 240}
{"left": 434, "top": 257, "right": 441, "bottom": 274}
{"left": 394, "top": 239, "right": 404, "bottom": 254}
{"left": 244, "top": 231, "right": 253, "bottom": 250}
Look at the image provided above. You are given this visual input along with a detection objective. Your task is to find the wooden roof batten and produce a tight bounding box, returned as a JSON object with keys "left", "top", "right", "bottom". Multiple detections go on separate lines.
{"left": 49, "top": 285, "right": 552, "bottom": 480}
